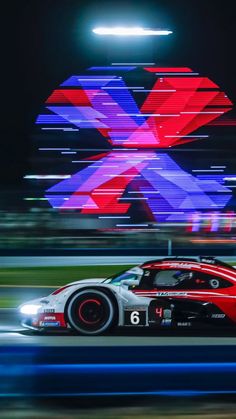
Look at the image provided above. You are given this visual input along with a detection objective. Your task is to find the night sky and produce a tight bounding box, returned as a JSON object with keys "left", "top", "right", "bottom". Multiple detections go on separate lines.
{"left": 2, "top": 0, "right": 236, "bottom": 188}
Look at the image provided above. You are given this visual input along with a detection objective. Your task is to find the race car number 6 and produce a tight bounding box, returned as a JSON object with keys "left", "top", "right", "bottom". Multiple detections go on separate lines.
{"left": 130, "top": 311, "right": 140, "bottom": 325}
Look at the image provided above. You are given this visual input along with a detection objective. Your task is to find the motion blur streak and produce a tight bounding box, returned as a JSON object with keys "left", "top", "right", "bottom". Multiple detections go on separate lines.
{"left": 2, "top": 345, "right": 236, "bottom": 397}
{"left": 34, "top": 362, "right": 236, "bottom": 372}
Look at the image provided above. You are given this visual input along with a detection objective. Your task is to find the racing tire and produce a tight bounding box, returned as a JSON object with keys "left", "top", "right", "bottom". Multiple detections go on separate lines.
{"left": 66, "top": 289, "right": 116, "bottom": 335}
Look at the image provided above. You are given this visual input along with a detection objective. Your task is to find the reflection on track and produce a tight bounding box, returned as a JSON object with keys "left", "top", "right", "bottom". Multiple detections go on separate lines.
{"left": 2, "top": 328, "right": 236, "bottom": 347}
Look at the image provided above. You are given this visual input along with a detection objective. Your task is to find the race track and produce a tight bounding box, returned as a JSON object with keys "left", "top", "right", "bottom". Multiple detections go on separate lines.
{"left": 2, "top": 308, "right": 236, "bottom": 346}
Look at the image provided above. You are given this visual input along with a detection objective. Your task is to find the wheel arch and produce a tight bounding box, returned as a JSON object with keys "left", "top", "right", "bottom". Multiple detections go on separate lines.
{"left": 64, "top": 286, "right": 119, "bottom": 325}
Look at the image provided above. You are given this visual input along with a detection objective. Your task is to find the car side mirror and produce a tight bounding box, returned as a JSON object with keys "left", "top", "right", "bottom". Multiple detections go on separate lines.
{"left": 120, "top": 279, "right": 140, "bottom": 288}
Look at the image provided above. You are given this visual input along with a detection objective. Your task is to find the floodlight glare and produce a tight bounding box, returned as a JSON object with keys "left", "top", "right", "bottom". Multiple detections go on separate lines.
{"left": 92, "top": 27, "right": 172, "bottom": 36}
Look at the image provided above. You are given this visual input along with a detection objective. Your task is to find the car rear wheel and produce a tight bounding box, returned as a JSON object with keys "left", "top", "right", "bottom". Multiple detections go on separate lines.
{"left": 66, "top": 289, "right": 116, "bottom": 335}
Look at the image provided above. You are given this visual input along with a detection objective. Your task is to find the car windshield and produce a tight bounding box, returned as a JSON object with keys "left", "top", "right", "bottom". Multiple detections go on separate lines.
{"left": 103, "top": 266, "right": 143, "bottom": 285}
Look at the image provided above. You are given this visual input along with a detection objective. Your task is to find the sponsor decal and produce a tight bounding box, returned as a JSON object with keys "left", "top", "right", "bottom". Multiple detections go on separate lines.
{"left": 44, "top": 316, "right": 56, "bottom": 320}
{"left": 38, "top": 312, "right": 67, "bottom": 328}
{"left": 211, "top": 313, "right": 226, "bottom": 319}
{"left": 177, "top": 322, "right": 192, "bottom": 327}
{"left": 156, "top": 292, "right": 187, "bottom": 297}
{"left": 40, "top": 321, "right": 61, "bottom": 327}
{"left": 210, "top": 279, "right": 220, "bottom": 289}
{"left": 164, "top": 262, "right": 199, "bottom": 269}
{"left": 161, "top": 319, "right": 172, "bottom": 327}
{"left": 125, "top": 306, "right": 146, "bottom": 310}
{"left": 163, "top": 308, "right": 172, "bottom": 319}
{"left": 134, "top": 291, "right": 188, "bottom": 297}
{"left": 201, "top": 258, "right": 215, "bottom": 264}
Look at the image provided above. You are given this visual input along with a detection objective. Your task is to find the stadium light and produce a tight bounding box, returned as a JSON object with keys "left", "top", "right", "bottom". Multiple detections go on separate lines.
{"left": 92, "top": 27, "right": 172, "bottom": 36}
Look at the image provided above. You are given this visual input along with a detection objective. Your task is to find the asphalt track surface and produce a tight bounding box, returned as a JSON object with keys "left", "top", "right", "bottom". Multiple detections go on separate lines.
{"left": 2, "top": 308, "right": 236, "bottom": 347}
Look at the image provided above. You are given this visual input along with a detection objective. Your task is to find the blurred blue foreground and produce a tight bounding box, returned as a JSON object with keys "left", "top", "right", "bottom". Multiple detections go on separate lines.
{"left": 2, "top": 345, "right": 236, "bottom": 397}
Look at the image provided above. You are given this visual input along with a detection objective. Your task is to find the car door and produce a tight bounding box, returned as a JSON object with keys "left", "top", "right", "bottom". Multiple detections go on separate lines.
{"left": 134, "top": 268, "right": 193, "bottom": 325}
{"left": 148, "top": 268, "right": 234, "bottom": 324}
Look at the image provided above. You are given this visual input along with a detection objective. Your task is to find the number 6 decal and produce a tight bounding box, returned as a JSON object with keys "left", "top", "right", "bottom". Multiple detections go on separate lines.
{"left": 124, "top": 309, "right": 146, "bottom": 326}
{"left": 130, "top": 311, "right": 140, "bottom": 325}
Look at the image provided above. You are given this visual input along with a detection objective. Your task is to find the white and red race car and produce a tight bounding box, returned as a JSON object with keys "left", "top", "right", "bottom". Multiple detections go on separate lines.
{"left": 19, "top": 257, "right": 236, "bottom": 335}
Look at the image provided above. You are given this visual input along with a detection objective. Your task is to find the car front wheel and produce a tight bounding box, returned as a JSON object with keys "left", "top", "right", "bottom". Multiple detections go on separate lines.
{"left": 66, "top": 289, "right": 116, "bottom": 335}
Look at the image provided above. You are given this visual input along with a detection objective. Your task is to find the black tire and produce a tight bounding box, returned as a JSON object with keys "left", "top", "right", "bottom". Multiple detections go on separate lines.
{"left": 66, "top": 289, "right": 116, "bottom": 335}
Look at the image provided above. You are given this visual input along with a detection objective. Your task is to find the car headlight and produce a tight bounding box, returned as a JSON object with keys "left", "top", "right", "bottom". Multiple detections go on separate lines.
{"left": 20, "top": 304, "right": 42, "bottom": 315}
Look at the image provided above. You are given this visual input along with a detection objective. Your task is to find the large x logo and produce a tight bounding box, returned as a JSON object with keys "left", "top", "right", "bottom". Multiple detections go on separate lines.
{"left": 36, "top": 68, "right": 233, "bottom": 221}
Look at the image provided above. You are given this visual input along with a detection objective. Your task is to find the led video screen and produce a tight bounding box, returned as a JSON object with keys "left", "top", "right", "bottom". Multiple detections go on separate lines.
{"left": 28, "top": 65, "right": 236, "bottom": 232}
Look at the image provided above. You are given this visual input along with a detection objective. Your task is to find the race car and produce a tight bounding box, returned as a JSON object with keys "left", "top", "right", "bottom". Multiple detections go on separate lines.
{"left": 19, "top": 256, "right": 236, "bottom": 335}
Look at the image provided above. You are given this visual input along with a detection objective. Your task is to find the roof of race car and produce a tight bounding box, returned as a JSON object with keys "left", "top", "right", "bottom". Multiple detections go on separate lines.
{"left": 141, "top": 256, "right": 236, "bottom": 272}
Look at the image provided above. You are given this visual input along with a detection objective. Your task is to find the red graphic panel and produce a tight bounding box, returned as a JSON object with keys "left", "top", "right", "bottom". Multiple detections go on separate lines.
{"left": 46, "top": 89, "right": 91, "bottom": 106}
{"left": 144, "top": 67, "right": 193, "bottom": 72}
